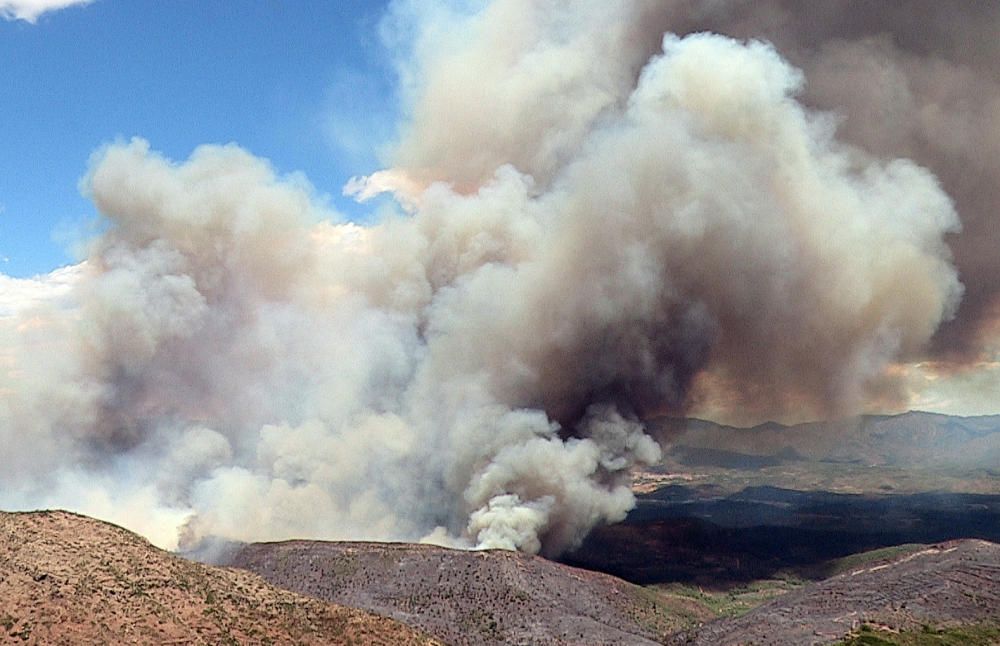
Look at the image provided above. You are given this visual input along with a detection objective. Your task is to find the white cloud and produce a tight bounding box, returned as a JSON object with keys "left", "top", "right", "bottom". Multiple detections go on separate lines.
{"left": 0, "top": 263, "right": 82, "bottom": 317}
{"left": 0, "top": 0, "right": 92, "bottom": 23}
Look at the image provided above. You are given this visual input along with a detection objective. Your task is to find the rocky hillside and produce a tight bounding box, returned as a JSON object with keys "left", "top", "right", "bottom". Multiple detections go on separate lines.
{"left": 229, "top": 540, "right": 678, "bottom": 645}
{"left": 0, "top": 511, "right": 438, "bottom": 645}
{"left": 5, "top": 509, "right": 997, "bottom": 645}
{"left": 669, "top": 539, "right": 1000, "bottom": 645}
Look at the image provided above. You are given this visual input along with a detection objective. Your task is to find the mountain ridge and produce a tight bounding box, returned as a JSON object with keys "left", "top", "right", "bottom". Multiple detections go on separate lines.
{"left": 650, "top": 410, "right": 1000, "bottom": 469}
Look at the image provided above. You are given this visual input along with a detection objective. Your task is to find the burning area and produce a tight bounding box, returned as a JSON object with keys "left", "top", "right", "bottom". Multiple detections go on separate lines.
{"left": 1, "top": 1, "right": 997, "bottom": 556}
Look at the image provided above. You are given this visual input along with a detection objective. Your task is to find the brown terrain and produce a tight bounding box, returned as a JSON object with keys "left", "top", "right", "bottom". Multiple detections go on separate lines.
{"left": 229, "top": 540, "right": 677, "bottom": 646}
{"left": 669, "top": 539, "right": 1000, "bottom": 645}
{"left": 0, "top": 510, "right": 438, "bottom": 645}
{"left": 2, "top": 508, "right": 999, "bottom": 645}
{"left": 2, "top": 412, "right": 998, "bottom": 645}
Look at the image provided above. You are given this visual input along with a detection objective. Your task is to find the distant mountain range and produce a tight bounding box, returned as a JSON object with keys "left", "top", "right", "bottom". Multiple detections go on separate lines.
{"left": 650, "top": 411, "right": 1000, "bottom": 470}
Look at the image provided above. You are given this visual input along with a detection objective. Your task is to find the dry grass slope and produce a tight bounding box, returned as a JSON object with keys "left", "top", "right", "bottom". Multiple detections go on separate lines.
{"left": 0, "top": 510, "right": 440, "bottom": 645}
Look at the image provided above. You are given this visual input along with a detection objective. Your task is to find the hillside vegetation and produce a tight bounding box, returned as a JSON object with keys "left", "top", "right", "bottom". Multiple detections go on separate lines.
{"left": 230, "top": 540, "right": 681, "bottom": 645}
{"left": 0, "top": 511, "right": 437, "bottom": 645}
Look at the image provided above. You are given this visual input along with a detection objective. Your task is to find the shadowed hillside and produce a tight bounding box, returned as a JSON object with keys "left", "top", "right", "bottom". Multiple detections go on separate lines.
{"left": 564, "top": 485, "right": 1000, "bottom": 586}
{"left": 0, "top": 511, "right": 437, "bottom": 645}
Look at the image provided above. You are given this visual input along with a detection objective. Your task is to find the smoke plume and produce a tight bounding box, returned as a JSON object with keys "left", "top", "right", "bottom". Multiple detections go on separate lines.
{"left": 664, "top": 0, "right": 1000, "bottom": 364}
{"left": 1, "top": 0, "right": 986, "bottom": 555}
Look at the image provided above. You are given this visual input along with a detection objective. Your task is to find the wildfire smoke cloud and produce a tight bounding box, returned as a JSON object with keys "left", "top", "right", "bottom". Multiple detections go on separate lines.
{"left": 0, "top": 1, "right": 981, "bottom": 555}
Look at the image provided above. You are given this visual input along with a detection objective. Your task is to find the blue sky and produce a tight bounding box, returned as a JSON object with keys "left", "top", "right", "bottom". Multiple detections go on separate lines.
{"left": 1, "top": 0, "right": 397, "bottom": 277}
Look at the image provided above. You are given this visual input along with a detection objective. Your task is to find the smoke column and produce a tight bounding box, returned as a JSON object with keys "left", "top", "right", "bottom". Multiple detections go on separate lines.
{"left": 0, "top": 0, "right": 980, "bottom": 555}
{"left": 664, "top": 0, "right": 1000, "bottom": 364}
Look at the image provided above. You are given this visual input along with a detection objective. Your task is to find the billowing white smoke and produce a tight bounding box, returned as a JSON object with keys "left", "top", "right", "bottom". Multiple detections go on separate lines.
{"left": 0, "top": 3, "right": 961, "bottom": 555}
